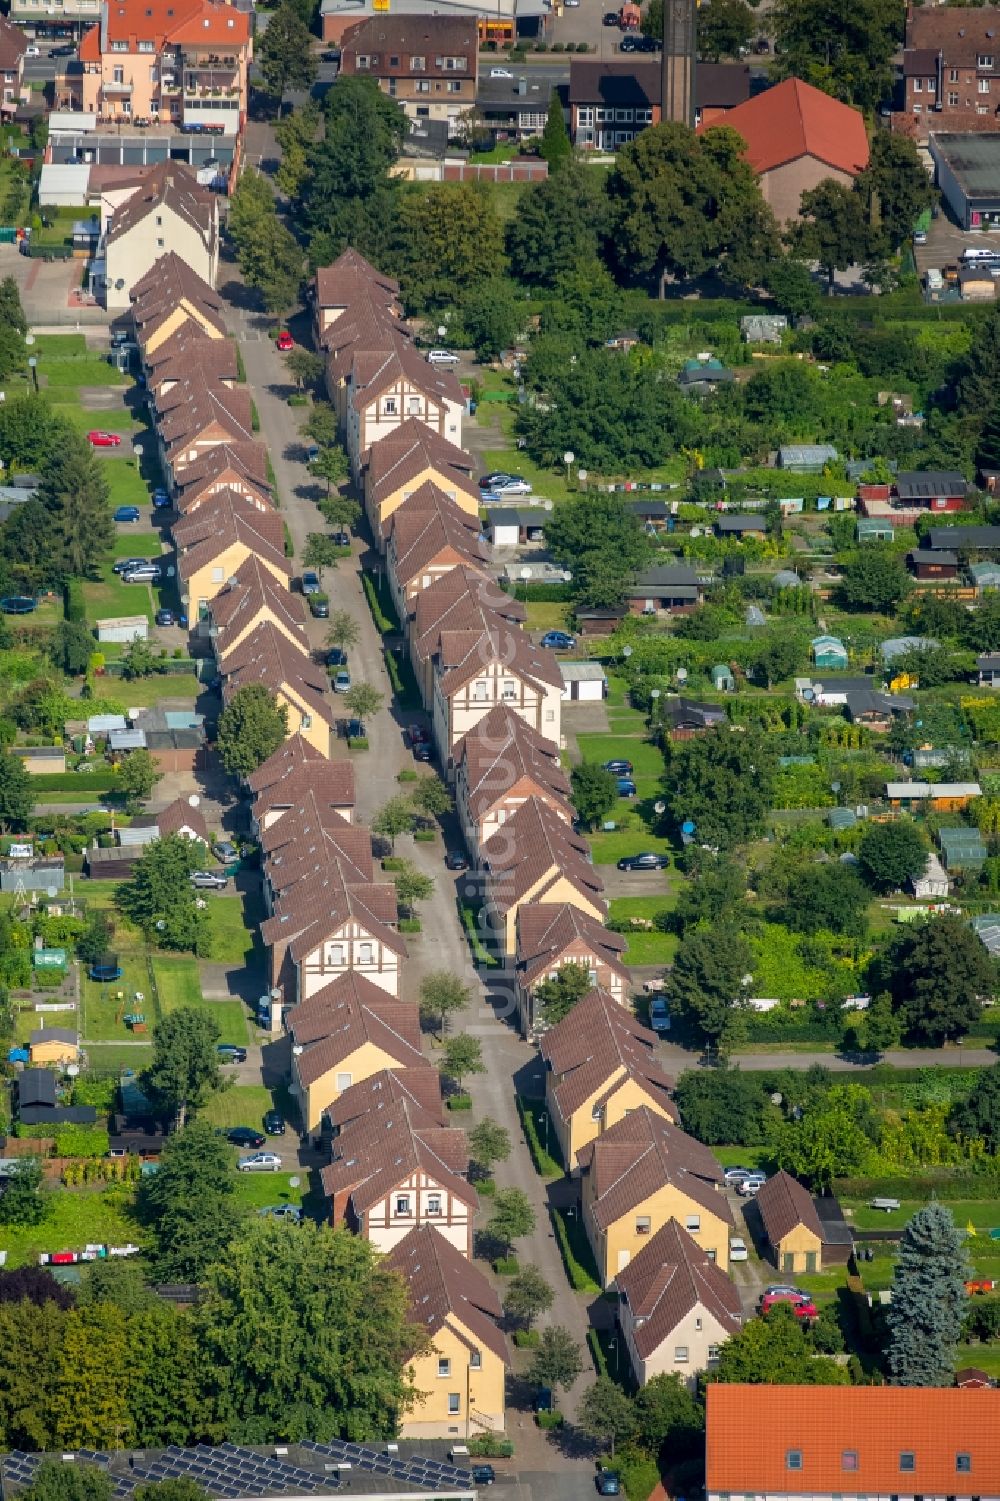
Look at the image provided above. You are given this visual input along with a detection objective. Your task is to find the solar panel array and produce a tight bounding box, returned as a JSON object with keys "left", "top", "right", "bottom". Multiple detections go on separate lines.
{"left": 2, "top": 1443, "right": 474, "bottom": 1501}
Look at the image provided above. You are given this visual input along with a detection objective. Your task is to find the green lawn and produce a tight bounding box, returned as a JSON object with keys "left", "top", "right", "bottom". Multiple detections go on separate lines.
{"left": 50, "top": 401, "right": 140, "bottom": 438}
{"left": 81, "top": 956, "right": 156, "bottom": 1041}
{"left": 523, "top": 601, "right": 571, "bottom": 633}
{"left": 608, "top": 894, "right": 680, "bottom": 967}
{"left": 151, "top": 955, "right": 203, "bottom": 1012}
{"left": 33, "top": 334, "right": 89, "bottom": 356}
{"left": 204, "top": 894, "right": 263, "bottom": 966}
{"left": 78, "top": 880, "right": 123, "bottom": 911}
{"left": 575, "top": 735, "right": 665, "bottom": 778}
{"left": 232, "top": 1171, "right": 307, "bottom": 1211}
{"left": 82, "top": 561, "right": 156, "bottom": 624}
{"left": 588, "top": 829, "right": 674, "bottom": 865}
{"left": 104, "top": 460, "right": 154, "bottom": 509}
{"left": 40, "top": 356, "right": 127, "bottom": 389}
{"left": 199, "top": 999, "right": 252, "bottom": 1046}
{"left": 82, "top": 1041, "right": 154, "bottom": 1073}
{"left": 844, "top": 1198, "right": 1000, "bottom": 1233}
{"left": 0, "top": 1186, "right": 143, "bottom": 1268}
{"left": 955, "top": 1343, "right": 1000, "bottom": 1377}
{"left": 201, "top": 1082, "right": 294, "bottom": 1132}
{"left": 89, "top": 673, "right": 202, "bottom": 705}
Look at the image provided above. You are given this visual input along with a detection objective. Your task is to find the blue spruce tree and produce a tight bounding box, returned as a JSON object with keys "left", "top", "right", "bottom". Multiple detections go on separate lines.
{"left": 887, "top": 1201, "right": 969, "bottom": 1385}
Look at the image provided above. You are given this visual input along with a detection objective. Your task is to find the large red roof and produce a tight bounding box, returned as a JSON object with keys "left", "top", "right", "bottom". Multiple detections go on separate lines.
{"left": 702, "top": 77, "right": 869, "bottom": 178}
{"left": 90, "top": 0, "right": 249, "bottom": 53}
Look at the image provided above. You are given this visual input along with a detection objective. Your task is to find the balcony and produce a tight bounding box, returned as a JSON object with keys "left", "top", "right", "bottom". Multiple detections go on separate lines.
{"left": 103, "top": 78, "right": 133, "bottom": 94}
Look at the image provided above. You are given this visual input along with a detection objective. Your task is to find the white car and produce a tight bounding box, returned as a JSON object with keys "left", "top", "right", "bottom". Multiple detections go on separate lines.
{"left": 738, "top": 1175, "right": 767, "bottom": 1196}
{"left": 490, "top": 66, "right": 513, "bottom": 77}
{"left": 729, "top": 1237, "right": 749, "bottom": 1262}
{"left": 24, "top": 44, "right": 40, "bottom": 56}
{"left": 239, "top": 1152, "right": 282, "bottom": 1172}
{"left": 426, "top": 349, "right": 460, "bottom": 366}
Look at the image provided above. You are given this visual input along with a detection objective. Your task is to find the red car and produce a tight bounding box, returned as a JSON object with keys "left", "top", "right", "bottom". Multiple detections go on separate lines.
{"left": 277, "top": 330, "right": 294, "bottom": 351}
{"left": 87, "top": 430, "right": 122, "bottom": 447}
{"left": 761, "top": 1292, "right": 817, "bottom": 1319}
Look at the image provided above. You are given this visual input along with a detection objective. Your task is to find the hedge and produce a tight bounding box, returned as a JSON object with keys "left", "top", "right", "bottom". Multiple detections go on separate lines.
{"left": 53, "top": 1124, "right": 109, "bottom": 1158}
{"left": 516, "top": 1095, "right": 562, "bottom": 1178}
{"left": 461, "top": 902, "right": 498, "bottom": 968}
{"left": 398, "top": 917, "right": 422, "bottom": 933}
{"left": 30, "top": 771, "right": 117, "bottom": 791}
{"left": 833, "top": 1170, "right": 1000, "bottom": 1200}
{"left": 587, "top": 1327, "right": 609, "bottom": 1379}
{"left": 363, "top": 574, "right": 397, "bottom": 635}
{"left": 64, "top": 579, "right": 86, "bottom": 623}
{"left": 468, "top": 1435, "right": 515, "bottom": 1459}
{"left": 502, "top": 581, "right": 573, "bottom": 603}
{"left": 550, "top": 1205, "right": 601, "bottom": 1293}
{"left": 348, "top": 736, "right": 369, "bottom": 750}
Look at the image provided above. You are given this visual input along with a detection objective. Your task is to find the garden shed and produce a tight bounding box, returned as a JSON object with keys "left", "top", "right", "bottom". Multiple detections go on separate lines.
{"left": 710, "top": 664, "right": 735, "bottom": 691}
{"left": 558, "top": 661, "right": 606, "bottom": 703}
{"left": 778, "top": 443, "right": 838, "bottom": 472}
{"left": 811, "top": 635, "right": 848, "bottom": 669}
{"left": 857, "top": 517, "right": 895, "bottom": 543}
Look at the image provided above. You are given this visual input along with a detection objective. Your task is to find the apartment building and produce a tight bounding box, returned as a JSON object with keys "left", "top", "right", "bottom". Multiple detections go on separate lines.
{"left": 517, "top": 907, "right": 629, "bottom": 1039}
{"left": 99, "top": 161, "right": 219, "bottom": 309}
{"left": 0, "top": 19, "right": 26, "bottom": 117}
{"left": 339, "top": 15, "right": 478, "bottom": 126}
{"left": 248, "top": 736, "right": 355, "bottom": 834}
{"left": 898, "top": 5, "right": 1000, "bottom": 141}
{"left": 454, "top": 703, "right": 572, "bottom": 858}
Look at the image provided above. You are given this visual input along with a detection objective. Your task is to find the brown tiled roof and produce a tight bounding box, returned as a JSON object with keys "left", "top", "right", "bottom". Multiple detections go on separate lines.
{"left": 616, "top": 1218, "right": 742, "bottom": 1358}
{"left": 315, "top": 248, "right": 399, "bottom": 310}
{"left": 263, "top": 801, "right": 374, "bottom": 890}
{"left": 156, "top": 373, "right": 254, "bottom": 451}
{"left": 173, "top": 442, "right": 273, "bottom": 512}
{"left": 249, "top": 736, "right": 356, "bottom": 818}
{"left": 154, "top": 796, "right": 209, "bottom": 843}
{"left": 385, "top": 480, "right": 484, "bottom": 542}
{"left": 325, "top": 1066, "right": 446, "bottom": 1134}
{"left": 130, "top": 252, "right": 225, "bottom": 326}
{"left": 209, "top": 554, "right": 309, "bottom": 657}
{"left": 411, "top": 569, "right": 525, "bottom": 667}
{"left": 705, "top": 1386, "right": 1000, "bottom": 1496}
{"left": 905, "top": 5, "right": 1000, "bottom": 69}
{"left": 145, "top": 332, "right": 239, "bottom": 395}
{"left": 366, "top": 419, "right": 478, "bottom": 508}
{"left": 109, "top": 162, "right": 217, "bottom": 251}
{"left": 576, "top": 1106, "right": 730, "bottom": 1232}
{"left": 349, "top": 336, "right": 464, "bottom": 423}
{"left": 320, "top": 1097, "right": 476, "bottom": 1216}
{"left": 385, "top": 1225, "right": 509, "bottom": 1367}
{"left": 220, "top": 622, "right": 334, "bottom": 727}
{"left": 286, "top": 970, "right": 417, "bottom": 1051}
{"left": 341, "top": 14, "right": 477, "bottom": 73}
{"left": 173, "top": 489, "right": 287, "bottom": 585}
{"left": 0, "top": 16, "right": 27, "bottom": 72}
{"left": 323, "top": 301, "right": 410, "bottom": 370}
{"left": 539, "top": 985, "right": 672, "bottom": 1123}
{"left": 389, "top": 502, "right": 489, "bottom": 598}
{"left": 456, "top": 704, "right": 571, "bottom": 823}
{"left": 518, "top": 906, "right": 627, "bottom": 987}
{"left": 481, "top": 797, "right": 605, "bottom": 915}
{"left": 260, "top": 863, "right": 403, "bottom": 956}
{"left": 755, "top": 1169, "right": 824, "bottom": 1247}
{"left": 249, "top": 732, "right": 324, "bottom": 792}
{"left": 438, "top": 624, "right": 563, "bottom": 698}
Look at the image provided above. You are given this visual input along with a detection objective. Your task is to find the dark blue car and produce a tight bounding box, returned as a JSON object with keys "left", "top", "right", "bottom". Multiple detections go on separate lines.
{"left": 114, "top": 506, "right": 141, "bottom": 523}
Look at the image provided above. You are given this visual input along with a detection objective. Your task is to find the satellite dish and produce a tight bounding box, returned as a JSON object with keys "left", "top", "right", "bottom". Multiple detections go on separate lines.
{"left": 654, "top": 800, "right": 666, "bottom": 815}
{"left": 578, "top": 469, "right": 588, "bottom": 483}
{"left": 24, "top": 333, "right": 34, "bottom": 346}
{"left": 188, "top": 794, "right": 201, "bottom": 807}
{"left": 67, "top": 1064, "right": 80, "bottom": 1078}
{"left": 544, "top": 500, "right": 553, "bottom": 511}
{"left": 563, "top": 450, "right": 575, "bottom": 466}
{"left": 289, "top": 1175, "right": 301, "bottom": 1189}
{"left": 46, "top": 886, "right": 58, "bottom": 898}
{"left": 292, "top": 1044, "right": 303, "bottom": 1056}
{"left": 155, "top": 920, "right": 166, "bottom": 931}
{"left": 770, "top": 1091, "right": 783, "bottom": 1105}
{"left": 741, "top": 974, "right": 753, "bottom": 987}
{"left": 803, "top": 688, "right": 815, "bottom": 702}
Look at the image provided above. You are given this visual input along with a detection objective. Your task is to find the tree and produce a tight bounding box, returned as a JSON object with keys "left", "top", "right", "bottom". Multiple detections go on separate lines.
{"left": 771, "top": 0, "right": 901, "bottom": 113}
{"left": 301, "top": 402, "right": 339, "bottom": 450}
{"left": 533, "top": 961, "right": 593, "bottom": 1026}
{"left": 714, "top": 1303, "right": 849, "bottom": 1384}
{"left": 285, "top": 349, "right": 325, "bottom": 391}
{"left": 76, "top": 910, "right": 111, "bottom": 966}
{"left": 527, "top": 1325, "right": 584, "bottom": 1398}
{"left": 343, "top": 682, "right": 384, "bottom": 722}
{"left": 326, "top": 611, "right": 360, "bottom": 654}
{"left": 763, "top": 255, "right": 822, "bottom": 321}
{"left": 697, "top": 0, "right": 753, "bottom": 57}
{"left": 858, "top": 990, "right": 902, "bottom": 1056}
{"left": 950, "top": 1065, "right": 1000, "bottom": 1150}
{"left": 302, "top": 533, "right": 343, "bottom": 581}
{"left": 275, "top": 99, "right": 320, "bottom": 199}
{"left": 136, "top": 1483, "right": 211, "bottom": 1501}
{"left": 0, "top": 750, "right": 32, "bottom": 831}
{"left": 503, "top": 1266, "right": 554, "bottom": 1330}
{"left": 791, "top": 180, "right": 873, "bottom": 290}
{"left": 607, "top": 123, "right": 778, "bottom": 296}
{"left": 0, "top": 397, "right": 71, "bottom": 473}
{"left": 35, "top": 434, "right": 114, "bottom": 581}
{"left": 856, "top": 133, "right": 933, "bottom": 253}
{"left": 143, "top": 1007, "right": 225, "bottom": 1129}
{"left": 633, "top": 1372, "right": 704, "bottom": 1454}
{"left": 410, "top": 776, "right": 451, "bottom": 826}
{"left": 753, "top": 631, "right": 806, "bottom": 688}
{"left": 300, "top": 78, "right": 405, "bottom": 264}
{"left": 670, "top": 926, "right": 751, "bottom": 1055}
{"left": 838, "top": 548, "right": 912, "bottom": 613}
{"left": 468, "top": 1118, "right": 511, "bottom": 1176}
{"left": 0, "top": 1158, "right": 48, "bottom": 1227}
{"left": 0, "top": 1300, "right": 64, "bottom": 1451}
{"left": 140, "top": 1119, "right": 241, "bottom": 1281}
{"left": 507, "top": 164, "right": 605, "bottom": 287}
{"left": 115, "top": 748, "right": 161, "bottom": 812}
{"left": 784, "top": 863, "right": 869, "bottom": 938}
{"left": 255, "top": 1, "right": 317, "bottom": 106}
{"left": 873, "top": 913, "right": 996, "bottom": 1046}
{"left": 318, "top": 493, "right": 360, "bottom": 531}
{"left": 461, "top": 278, "right": 523, "bottom": 362}
{"left": 418, "top": 971, "right": 469, "bottom": 1037}
{"left": 775, "top": 1084, "right": 876, "bottom": 1189}
{"left": 116, "top": 834, "right": 207, "bottom": 952}
{"left": 673, "top": 854, "right": 746, "bottom": 934}
{"left": 217, "top": 685, "right": 288, "bottom": 778}
{"left": 391, "top": 183, "right": 505, "bottom": 312}
{"left": 19, "top": 1463, "right": 113, "bottom": 1501}
{"left": 672, "top": 1068, "right": 774, "bottom": 1146}
{"left": 120, "top": 636, "right": 159, "bottom": 680}
{"left": 439, "top": 1033, "right": 484, "bottom": 1091}
{"left": 49, "top": 619, "right": 95, "bottom": 676}
{"left": 570, "top": 762, "right": 619, "bottom": 831}
{"left": 0, "top": 1265, "right": 74, "bottom": 1309}
{"left": 538, "top": 90, "right": 571, "bottom": 169}
{"left": 577, "top": 1377, "right": 637, "bottom": 1459}
{"left": 667, "top": 728, "right": 775, "bottom": 848}
{"left": 487, "top": 1187, "right": 535, "bottom": 1257}
{"left": 310, "top": 446, "right": 350, "bottom": 496}
{"left": 371, "top": 795, "right": 415, "bottom": 852}
{"left": 857, "top": 821, "right": 927, "bottom": 894}
{"left": 546, "top": 493, "right": 652, "bottom": 610}
{"left": 887, "top": 1202, "right": 970, "bottom": 1385}
{"left": 198, "top": 1219, "right": 421, "bottom": 1441}
{"left": 392, "top": 860, "right": 434, "bottom": 918}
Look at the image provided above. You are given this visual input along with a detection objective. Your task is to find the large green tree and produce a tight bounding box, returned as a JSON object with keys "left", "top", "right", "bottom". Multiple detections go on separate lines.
{"left": 198, "top": 1220, "right": 420, "bottom": 1441}
{"left": 0, "top": 397, "right": 72, "bottom": 472}
{"left": 670, "top": 926, "right": 751, "bottom": 1054}
{"left": 301, "top": 78, "right": 406, "bottom": 263}
{"left": 775, "top": 1084, "right": 876, "bottom": 1189}
{"left": 791, "top": 180, "right": 874, "bottom": 290}
{"left": 570, "top": 761, "right": 620, "bottom": 830}
{"left": 545, "top": 493, "right": 652, "bottom": 609}
{"left": 887, "top": 1202, "right": 970, "bottom": 1385}
{"left": 143, "top": 1008, "right": 226, "bottom": 1129}
{"left": 538, "top": 90, "right": 571, "bottom": 169}
{"left": 533, "top": 961, "right": 593, "bottom": 1026}
{"left": 857, "top": 820, "right": 927, "bottom": 894}
{"left": 391, "top": 183, "right": 505, "bottom": 312}
{"left": 666, "top": 728, "right": 776, "bottom": 847}
{"left": 140, "top": 1119, "right": 242, "bottom": 1280}
{"left": 838, "top": 548, "right": 912, "bottom": 613}
{"left": 713, "top": 1303, "right": 850, "bottom": 1384}
{"left": 770, "top": 0, "right": 902, "bottom": 112}
{"left": 856, "top": 133, "right": 934, "bottom": 253}
{"left": 255, "top": 2, "right": 317, "bottom": 106}
{"left": 217, "top": 684, "right": 288, "bottom": 779}
{"left": 526, "top": 1325, "right": 584, "bottom": 1398}
{"left": 872, "top": 913, "right": 996, "bottom": 1045}
{"left": 950, "top": 1065, "right": 1000, "bottom": 1150}
{"left": 116, "top": 833, "right": 207, "bottom": 952}
{"left": 0, "top": 1158, "right": 47, "bottom": 1227}
{"left": 696, "top": 0, "right": 754, "bottom": 58}
{"left": 115, "top": 748, "right": 162, "bottom": 812}
{"left": 35, "top": 434, "right": 114, "bottom": 580}
{"left": 507, "top": 164, "right": 605, "bottom": 287}
{"left": 577, "top": 1377, "right": 637, "bottom": 1458}
{"left": 784, "top": 862, "right": 869, "bottom": 938}
{"left": 461, "top": 278, "right": 523, "bottom": 362}
{"left": 0, "top": 750, "right": 33, "bottom": 831}
{"left": 19, "top": 1462, "right": 113, "bottom": 1501}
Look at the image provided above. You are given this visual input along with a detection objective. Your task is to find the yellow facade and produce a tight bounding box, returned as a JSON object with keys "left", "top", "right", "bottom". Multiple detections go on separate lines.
{"left": 772, "top": 1222, "right": 823, "bottom": 1275}
{"left": 294, "top": 1039, "right": 410, "bottom": 1132}
{"left": 548, "top": 1070, "right": 675, "bottom": 1165}
{"left": 185, "top": 541, "right": 287, "bottom": 621}
{"left": 583, "top": 1174, "right": 731, "bottom": 1288}
{"left": 215, "top": 603, "right": 306, "bottom": 663}
{"left": 142, "top": 304, "right": 225, "bottom": 359}
{"left": 273, "top": 683, "right": 331, "bottom": 759}
{"left": 367, "top": 465, "right": 479, "bottom": 534}
{"left": 495, "top": 873, "right": 604, "bottom": 957}
{"left": 399, "top": 1320, "right": 506, "bottom": 1440}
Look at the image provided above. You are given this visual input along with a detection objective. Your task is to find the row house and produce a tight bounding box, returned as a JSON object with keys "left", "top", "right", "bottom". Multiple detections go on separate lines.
{"left": 98, "top": 160, "right": 220, "bottom": 310}
{"left": 324, "top": 301, "right": 411, "bottom": 428}
{"left": 285, "top": 971, "right": 423, "bottom": 1133}
{"left": 387, "top": 1226, "right": 509, "bottom": 1440}
{"left": 324, "top": 1066, "right": 446, "bottom": 1141}
{"left": 155, "top": 371, "right": 255, "bottom": 487}
{"left": 313, "top": 247, "right": 401, "bottom": 349}
{"left": 248, "top": 735, "right": 355, "bottom": 834}
{"left": 76, "top": 0, "right": 251, "bottom": 135}
{"left": 130, "top": 252, "right": 227, "bottom": 357}
{"left": 219, "top": 621, "right": 335, "bottom": 758}
{"left": 172, "top": 488, "right": 287, "bottom": 621}
{"left": 480, "top": 795, "right": 605, "bottom": 957}
{"left": 409, "top": 567, "right": 525, "bottom": 709}
{"left": 365, "top": 420, "right": 480, "bottom": 540}
{"left": 321, "top": 1094, "right": 476, "bottom": 1255}
{"left": 539, "top": 987, "right": 674, "bottom": 1162}
{"left": 261, "top": 866, "right": 405, "bottom": 1004}
{"left": 261, "top": 797, "right": 375, "bottom": 909}
{"left": 386, "top": 486, "right": 489, "bottom": 626}
{"left": 453, "top": 703, "right": 572, "bottom": 859}
{"left": 431, "top": 622, "right": 563, "bottom": 766}
{"left": 174, "top": 442, "right": 273, "bottom": 516}
{"left": 577, "top": 1105, "right": 734, "bottom": 1286}
{"left": 339, "top": 15, "right": 478, "bottom": 128}
{"left": 145, "top": 332, "right": 239, "bottom": 401}
{"left": 0, "top": 18, "right": 26, "bottom": 118}
{"left": 206, "top": 553, "right": 310, "bottom": 664}
{"left": 517, "top": 906, "right": 629, "bottom": 1040}
{"left": 345, "top": 336, "right": 465, "bottom": 480}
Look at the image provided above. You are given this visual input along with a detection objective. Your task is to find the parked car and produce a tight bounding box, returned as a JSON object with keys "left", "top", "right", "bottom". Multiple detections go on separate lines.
{"left": 490, "top": 65, "right": 513, "bottom": 77}
{"left": 619, "top": 33, "right": 637, "bottom": 49}
{"left": 426, "top": 349, "right": 460, "bottom": 366}
{"left": 407, "top": 724, "right": 432, "bottom": 746}
{"left": 114, "top": 557, "right": 150, "bottom": 575}
{"left": 345, "top": 717, "right": 366, "bottom": 739}
{"left": 738, "top": 1174, "right": 767, "bottom": 1196}
{"left": 49, "top": 42, "right": 75, "bottom": 55}
{"left": 24, "top": 45, "right": 40, "bottom": 57}
{"left": 263, "top": 1109, "right": 285, "bottom": 1136}
{"left": 155, "top": 608, "right": 176, "bottom": 627}
{"left": 276, "top": 330, "right": 294, "bottom": 351}
{"left": 761, "top": 1291, "right": 816, "bottom": 1319}
{"left": 300, "top": 570, "right": 321, "bottom": 595}
{"left": 596, "top": 1473, "right": 621, "bottom": 1496}
{"left": 729, "top": 1237, "right": 749, "bottom": 1262}
{"left": 603, "top": 9, "right": 620, "bottom": 20}
{"left": 603, "top": 759, "right": 633, "bottom": 775}
{"left": 238, "top": 1152, "right": 282, "bottom": 1172}
{"left": 218, "top": 1044, "right": 247, "bottom": 1063}
{"left": 190, "top": 870, "right": 228, "bottom": 890}
{"left": 491, "top": 475, "right": 532, "bottom": 494}
{"left": 310, "top": 596, "right": 329, "bottom": 618}
{"left": 617, "top": 852, "right": 669, "bottom": 871}
{"left": 445, "top": 850, "right": 470, "bottom": 871}
{"left": 333, "top": 669, "right": 351, "bottom": 693}
{"left": 152, "top": 488, "right": 171, "bottom": 508}
{"left": 260, "top": 1203, "right": 302, "bottom": 1222}
{"left": 332, "top": 530, "right": 350, "bottom": 547}
{"left": 228, "top": 1127, "right": 266, "bottom": 1148}
{"left": 479, "top": 471, "right": 514, "bottom": 490}
{"left": 87, "top": 430, "right": 122, "bottom": 446}
{"left": 321, "top": 48, "right": 340, "bottom": 60}
{"left": 470, "top": 1467, "right": 495, "bottom": 1487}
{"left": 616, "top": 778, "right": 638, "bottom": 798}
{"left": 123, "top": 563, "right": 162, "bottom": 582}
{"left": 649, "top": 996, "right": 670, "bottom": 1034}
{"left": 636, "top": 34, "right": 658, "bottom": 48}
{"left": 541, "top": 630, "right": 577, "bottom": 650}
{"left": 913, "top": 229, "right": 928, "bottom": 246}
{"left": 213, "top": 841, "right": 238, "bottom": 862}
{"left": 413, "top": 740, "right": 432, "bottom": 762}
{"left": 723, "top": 1166, "right": 755, "bottom": 1186}
{"left": 763, "top": 1284, "right": 801, "bottom": 1298}
{"left": 114, "top": 506, "right": 141, "bottom": 523}
{"left": 327, "top": 648, "right": 348, "bottom": 668}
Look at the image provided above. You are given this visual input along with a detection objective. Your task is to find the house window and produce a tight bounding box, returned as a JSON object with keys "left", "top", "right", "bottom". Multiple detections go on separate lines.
{"left": 383, "top": 398, "right": 397, "bottom": 415}
{"left": 957, "top": 1455, "right": 972, "bottom": 1474}
{"left": 842, "top": 1453, "right": 859, "bottom": 1472}
{"left": 356, "top": 53, "right": 369, "bottom": 67}
{"left": 685, "top": 1215, "right": 700, "bottom": 1232}
{"left": 502, "top": 679, "right": 516, "bottom": 699}
{"left": 899, "top": 1454, "right": 916, "bottom": 1473}
{"left": 949, "top": 90, "right": 960, "bottom": 105}
{"left": 156, "top": 238, "right": 164, "bottom": 249}
{"left": 615, "top": 107, "right": 631, "bottom": 122}
{"left": 389, "top": 54, "right": 399, "bottom": 65}
{"left": 980, "top": 53, "right": 994, "bottom": 67}
{"left": 635, "top": 1216, "right": 651, "bottom": 1235}
{"left": 707, "top": 1344, "right": 720, "bottom": 1362}
{"left": 448, "top": 1393, "right": 460, "bottom": 1414}
{"left": 912, "top": 104, "right": 922, "bottom": 114}
{"left": 138, "top": 38, "right": 153, "bottom": 49}
{"left": 913, "top": 77, "right": 922, "bottom": 91}
{"left": 416, "top": 104, "right": 429, "bottom": 115}
{"left": 980, "top": 77, "right": 991, "bottom": 92}
{"left": 427, "top": 1195, "right": 441, "bottom": 1215}
{"left": 977, "top": 103, "right": 989, "bottom": 112}
{"left": 674, "top": 1346, "right": 688, "bottom": 1363}
{"left": 335, "top": 1072, "right": 352, "bottom": 1091}
{"left": 411, "top": 54, "right": 425, "bottom": 68}
{"left": 407, "top": 397, "right": 421, "bottom": 414}
{"left": 694, "top": 1317, "right": 702, "bottom": 1332}
{"left": 437, "top": 1357, "right": 451, "bottom": 1377}
{"left": 578, "top": 106, "right": 593, "bottom": 123}
{"left": 950, "top": 66, "right": 959, "bottom": 80}
{"left": 473, "top": 681, "right": 489, "bottom": 700}
{"left": 211, "top": 566, "right": 225, "bottom": 582}
{"left": 113, "top": 65, "right": 124, "bottom": 81}
{"left": 470, "top": 1349, "right": 482, "bottom": 1369}
{"left": 927, "top": 76, "right": 936, "bottom": 91}
{"left": 327, "top": 943, "right": 345, "bottom": 966}
{"left": 301, "top": 715, "right": 312, "bottom": 731}
{"left": 111, "top": 39, "right": 127, "bottom": 49}
{"left": 786, "top": 1453, "right": 803, "bottom": 1472}
{"left": 595, "top": 107, "right": 610, "bottom": 121}
{"left": 447, "top": 79, "right": 462, "bottom": 91}
{"left": 359, "top": 941, "right": 373, "bottom": 965}
{"left": 591, "top": 1103, "right": 603, "bottom": 1121}
{"left": 397, "top": 1195, "right": 412, "bottom": 1216}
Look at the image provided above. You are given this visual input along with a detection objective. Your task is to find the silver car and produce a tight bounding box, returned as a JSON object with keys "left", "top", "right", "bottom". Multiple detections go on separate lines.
{"left": 239, "top": 1152, "right": 282, "bottom": 1172}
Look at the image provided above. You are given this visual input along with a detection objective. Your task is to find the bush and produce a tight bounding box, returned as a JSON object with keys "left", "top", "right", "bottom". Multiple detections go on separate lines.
{"left": 461, "top": 902, "right": 498, "bottom": 968}
{"left": 493, "top": 1256, "right": 520, "bottom": 1275}
{"left": 414, "top": 829, "right": 436, "bottom": 843}
{"left": 551, "top": 1205, "right": 600, "bottom": 1292}
{"left": 381, "top": 856, "right": 406, "bottom": 872}
{"left": 502, "top": 580, "right": 573, "bottom": 603}
{"left": 362, "top": 574, "right": 397, "bottom": 634}
{"left": 397, "top": 769, "right": 419, "bottom": 783}
{"left": 514, "top": 1329, "right": 541, "bottom": 1348}
{"left": 287, "top": 393, "right": 309, "bottom": 407}
{"left": 399, "top": 917, "right": 422, "bottom": 932}
{"left": 53, "top": 1124, "right": 109, "bottom": 1158}
{"left": 447, "top": 1093, "right": 472, "bottom": 1111}
{"left": 587, "top": 1327, "right": 609, "bottom": 1378}
{"left": 348, "top": 736, "right": 369, "bottom": 750}
{"left": 517, "top": 1095, "right": 563, "bottom": 1178}
{"left": 467, "top": 1435, "right": 514, "bottom": 1459}
{"left": 834, "top": 1170, "right": 1000, "bottom": 1200}
{"left": 64, "top": 579, "right": 86, "bottom": 623}
{"left": 575, "top": 40, "right": 590, "bottom": 50}
{"left": 536, "top": 1410, "right": 563, "bottom": 1430}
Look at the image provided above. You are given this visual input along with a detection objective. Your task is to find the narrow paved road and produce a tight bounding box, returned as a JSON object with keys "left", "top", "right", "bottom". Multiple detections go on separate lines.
{"left": 659, "top": 1042, "right": 999, "bottom": 1072}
